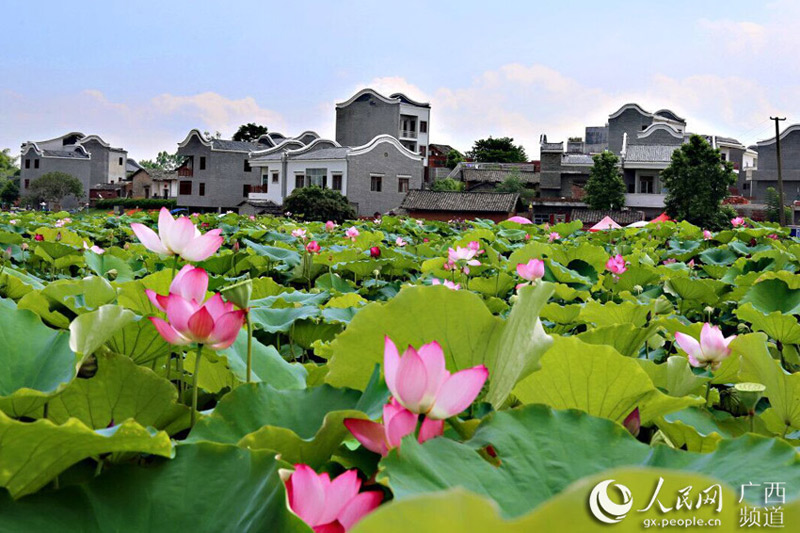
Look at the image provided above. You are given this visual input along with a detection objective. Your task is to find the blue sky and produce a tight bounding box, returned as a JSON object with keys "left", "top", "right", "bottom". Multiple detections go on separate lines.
{"left": 2, "top": 0, "right": 798, "bottom": 160}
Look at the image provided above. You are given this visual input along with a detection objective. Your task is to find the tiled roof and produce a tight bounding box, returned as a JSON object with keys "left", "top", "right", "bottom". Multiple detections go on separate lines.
{"left": 571, "top": 209, "right": 645, "bottom": 225}
{"left": 42, "top": 149, "right": 89, "bottom": 159}
{"left": 210, "top": 139, "right": 260, "bottom": 152}
{"left": 462, "top": 168, "right": 539, "bottom": 184}
{"left": 624, "top": 144, "right": 678, "bottom": 163}
{"left": 429, "top": 144, "right": 455, "bottom": 155}
{"left": 541, "top": 142, "right": 564, "bottom": 152}
{"left": 562, "top": 154, "right": 593, "bottom": 165}
{"left": 401, "top": 190, "right": 519, "bottom": 213}
{"left": 292, "top": 147, "right": 351, "bottom": 160}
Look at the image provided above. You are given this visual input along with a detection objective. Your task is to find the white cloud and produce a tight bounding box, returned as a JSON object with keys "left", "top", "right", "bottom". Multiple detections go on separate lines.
{"left": 697, "top": 18, "right": 767, "bottom": 54}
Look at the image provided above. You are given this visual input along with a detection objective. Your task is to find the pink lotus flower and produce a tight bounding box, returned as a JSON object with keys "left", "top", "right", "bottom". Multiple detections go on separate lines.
{"left": 147, "top": 266, "right": 245, "bottom": 350}
{"left": 467, "top": 241, "right": 484, "bottom": 255}
{"left": 606, "top": 254, "right": 627, "bottom": 275}
{"left": 688, "top": 259, "right": 695, "bottom": 268}
{"left": 54, "top": 220, "right": 65, "bottom": 228}
{"left": 516, "top": 259, "right": 545, "bottom": 282}
{"left": 703, "top": 230, "right": 713, "bottom": 240}
{"left": 130, "top": 207, "right": 223, "bottom": 262}
{"left": 345, "top": 227, "right": 360, "bottom": 241}
{"left": 767, "top": 233, "right": 779, "bottom": 240}
{"left": 423, "top": 238, "right": 429, "bottom": 243}
{"left": 344, "top": 398, "right": 444, "bottom": 457}
{"left": 447, "top": 246, "right": 480, "bottom": 266}
{"left": 8, "top": 219, "right": 17, "bottom": 225}
{"left": 306, "top": 241, "right": 321, "bottom": 254}
{"left": 383, "top": 337, "right": 488, "bottom": 419}
{"left": 325, "top": 220, "right": 338, "bottom": 231}
{"left": 395, "top": 237, "right": 407, "bottom": 247}
{"left": 431, "top": 278, "right": 460, "bottom": 290}
{"left": 525, "top": 234, "right": 531, "bottom": 240}
{"left": 292, "top": 228, "right": 308, "bottom": 240}
{"left": 623, "top": 407, "right": 640, "bottom": 437}
{"left": 286, "top": 465, "right": 383, "bottom": 532}
{"left": 34, "top": 234, "right": 44, "bottom": 242}
{"left": 663, "top": 258, "right": 677, "bottom": 265}
{"left": 369, "top": 246, "right": 381, "bottom": 258}
{"left": 507, "top": 216, "right": 532, "bottom": 224}
{"left": 249, "top": 215, "right": 256, "bottom": 221}
{"left": 731, "top": 217, "right": 745, "bottom": 227}
{"left": 548, "top": 232, "right": 561, "bottom": 242}
{"left": 83, "top": 241, "right": 105, "bottom": 254}
{"left": 674, "top": 323, "right": 736, "bottom": 371}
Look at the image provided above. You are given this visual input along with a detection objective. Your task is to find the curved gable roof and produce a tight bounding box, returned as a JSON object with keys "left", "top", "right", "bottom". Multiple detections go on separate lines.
{"left": 609, "top": 103, "right": 652, "bottom": 119}
{"left": 336, "top": 88, "right": 430, "bottom": 109}
{"left": 758, "top": 124, "right": 800, "bottom": 146}
{"left": 653, "top": 109, "right": 686, "bottom": 123}
{"left": 349, "top": 134, "right": 423, "bottom": 160}
{"left": 637, "top": 123, "right": 683, "bottom": 140}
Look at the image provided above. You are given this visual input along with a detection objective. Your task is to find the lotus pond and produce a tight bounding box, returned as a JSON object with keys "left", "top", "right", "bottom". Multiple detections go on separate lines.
{"left": 0, "top": 209, "right": 799, "bottom": 531}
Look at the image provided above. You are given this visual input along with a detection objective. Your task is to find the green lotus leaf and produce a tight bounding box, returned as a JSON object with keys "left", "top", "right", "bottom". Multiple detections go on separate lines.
{"left": 735, "top": 303, "right": 800, "bottom": 344}
{"left": 576, "top": 322, "right": 659, "bottom": 358}
{"left": 69, "top": 304, "right": 137, "bottom": 360}
{"left": 217, "top": 329, "right": 307, "bottom": 389}
{"left": 742, "top": 278, "right": 800, "bottom": 314}
{"left": 638, "top": 356, "right": 710, "bottom": 397}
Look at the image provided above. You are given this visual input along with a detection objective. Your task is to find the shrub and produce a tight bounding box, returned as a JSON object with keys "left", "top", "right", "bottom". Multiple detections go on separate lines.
{"left": 282, "top": 186, "right": 356, "bottom": 223}
{"left": 95, "top": 198, "right": 177, "bottom": 209}
{"left": 430, "top": 178, "right": 465, "bottom": 192}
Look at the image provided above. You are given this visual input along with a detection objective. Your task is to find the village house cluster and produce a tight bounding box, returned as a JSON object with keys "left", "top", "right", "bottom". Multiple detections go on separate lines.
{"left": 17, "top": 90, "right": 800, "bottom": 221}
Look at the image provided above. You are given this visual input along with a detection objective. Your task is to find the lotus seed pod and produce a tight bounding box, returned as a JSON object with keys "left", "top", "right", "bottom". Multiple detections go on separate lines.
{"left": 221, "top": 278, "right": 252, "bottom": 310}
{"left": 734, "top": 382, "right": 766, "bottom": 413}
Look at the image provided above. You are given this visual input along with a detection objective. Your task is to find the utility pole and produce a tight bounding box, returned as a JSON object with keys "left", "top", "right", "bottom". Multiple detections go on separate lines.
{"left": 770, "top": 116, "right": 787, "bottom": 226}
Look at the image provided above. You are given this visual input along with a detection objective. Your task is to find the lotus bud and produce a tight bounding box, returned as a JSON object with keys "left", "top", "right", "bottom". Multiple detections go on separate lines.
{"left": 221, "top": 278, "right": 253, "bottom": 310}
{"left": 509, "top": 294, "right": 518, "bottom": 304}
{"left": 623, "top": 407, "right": 641, "bottom": 437}
{"left": 123, "top": 243, "right": 130, "bottom": 250}
{"left": 55, "top": 232, "right": 62, "bottom": 242}
{"left": 3, "top": 247, "right": 11, "bottom": 261}
{"left": 734, "top": 382, "right": 766, "bottom": 414}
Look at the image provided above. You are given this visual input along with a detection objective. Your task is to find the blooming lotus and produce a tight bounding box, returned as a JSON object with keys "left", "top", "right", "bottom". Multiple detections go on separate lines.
{"left": 675, "top": 323, "right": 736, "bottom": 371}
{"left": 703, "top": 230, "right": 713, "bottom": 240}
{"left": 306, "top": 240, "right": 321, "bottom": 253}
{"left": 83, "top": 241, "right": 105, "bottom": 254}
{"left": 431, "top": 278, "right": 460, "bottom": 290}
{"left": 369, "top": 246, "right": 381, "bottom": 258}
{"left": 447, "top": 246, "right": 480, "bottom": 266}
{"left": 467, "top": 241, "right": 483, "bottom": 254}
{"left": 606, "top": 254, "right": 627, "bottom": 275}
{"left": 548, "top": 232, "right": 561, "bottom": 242}
{"left": 344, "top": 398, "right": 444, "bottom": 457}
{"left": 395, "top": 237, "right": 407, "bottom": 247}
{"left": 345, "top": 227, "right": 360, "bottom": 241}
{"left": 292, "top": 228, "right": 308, "bottom": 240}
{"left": 130, "top": 207, "right": 223, "bottom": 262}
{"left": 507, "top": 216, "right": 532, "bottom": 224}
{"left": 384, "top": 337, "right": 488, "bottom": 419}
{"left": 516, "top": 259, "right": 545, "bottom": 282}
{"left": 286, "top": 465, "right": 382, "bottom": 532}
{"left": 731, "top": 217, "right": 745, "bottom": 227}
{"left": 325, "top": 220, "right": 338, "bottom": 231}
{"left": 34, "top": 234, "right": 44, "bottom": 241}
{"left": 147, "top": 266, "right": 245, "bottom": 350}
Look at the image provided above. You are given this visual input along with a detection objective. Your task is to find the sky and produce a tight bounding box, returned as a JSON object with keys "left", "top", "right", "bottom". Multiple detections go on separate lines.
{"left": 2, "top": 0, "right": 799, "bottom": 162}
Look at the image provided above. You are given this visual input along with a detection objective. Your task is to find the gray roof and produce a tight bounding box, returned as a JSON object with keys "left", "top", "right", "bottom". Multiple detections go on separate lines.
{"left": 571, "top": 209, "right": 645, "bottom": 225}
{"left": 541, "top": 142, "right": 564, "bottom": 152}
{"left": 401, "top": 190, "right": 519, "bottom": 213}
{"left": 210, "top": 139, "right": 260, "bottom": 152}
{"left": 42, "top": 149, "right": 89, "bottom": 159}
{"left": 624, "top": 144, "right": 678, "bottom": 163}
{"left": 462, "top": 168, "right": 539, "bottom": 184}
{"left": 292, "top": 147, "right": 351, "bottom": 160}
{"left": 562, "top": 154, "right": 593, "bottom": 165}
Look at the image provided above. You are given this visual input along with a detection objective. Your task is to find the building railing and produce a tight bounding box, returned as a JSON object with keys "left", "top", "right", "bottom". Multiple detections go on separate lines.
{"left": 400, "top": 130, "right": 417, "bottom": 139}
{"left": 177, "top": 167, "right": 193, "bottom": 177}
{"left": 250, "top": 185, "right": 268, "bottom": 193}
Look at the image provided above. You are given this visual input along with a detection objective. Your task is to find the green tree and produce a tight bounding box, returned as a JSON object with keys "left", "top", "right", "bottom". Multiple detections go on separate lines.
{"left": 233, "top": 123, "right": 269, "bottom": 142}
{"left": 469, "top": 137, "right": 527, "bottom": 163}
{"left": 430, "top": 178, "right": 465, "bottom": 192}
{"left": 0, "top": 180, "right": 19, "bottom": 205}
{"left": 583, "top": 151, "right": 626, "bottom": 210}
{"left": 25, "top": 172, "right": 84, "bottom": 209}
{"left": 283, "top": 186, "right": 356, "bottom": 223}
{"left": 0, "top": 148, "right": 19, "bottom": 181}
{"left": 661, "top": 134, "right": 737, "bottom": 229}
{"left": 765, "top": 186, "right": 791, "bottom": 223}
{"left": 445, "top": 149, "right": 464, "bottom": 169}
{"left": 496, "top": 170, "right": 535, "bottom": 210}
{"left": 139, "top": 151, "right": 184, "bottom": 171}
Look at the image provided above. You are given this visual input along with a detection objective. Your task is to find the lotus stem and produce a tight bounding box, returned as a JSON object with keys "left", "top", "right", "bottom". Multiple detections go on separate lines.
{"left": 246, "top": 314, "right": 253, "bottom": 383}
{"left": 191, "top": 344, "right": 204, "bottom": 426}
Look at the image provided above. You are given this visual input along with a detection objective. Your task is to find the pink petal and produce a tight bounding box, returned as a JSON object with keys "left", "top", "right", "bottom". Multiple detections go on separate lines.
{"left": 418, "top": 417, "right": 444, "bottom": 443}
{"left": 130, "top": 223, "right": 169, "bottom": 255}
{"left": 417, "top": 341, "right": 447, "bottom": 406}
{"left": 687, "top": 353, "right": 701, "bottom": 368}
{"left": 166, "top": 216, "right": 197, "bottom": 255}
{"left": 337, "top": 491, "right": 383, "bottom": 531}
{"left": 188, "top": 306, "right": 215, "bottom": 342}
{"left": 157, "top": 207, "right": 174, "bottom": 239}
{"left": 344, "top": 419, "right": 388, "bottom": 456}
{"left": 145, "top": 289, "right": 166, "bottom": 313}
{"left": 313, "top": 524, "right": 345, "bottom": 533}
{"left": 318, "top": 470, "right": 361, "bottom": 525}
{"left": 181, "top": 230, "right": 224, "bottom": 262}
{"left": 165, "top": 294, "right": 197, "bottom": 333}
{"left": 202, "top": 293, "right": 227, "bottom": 320}
{"left": 674, "top": 332, "right": 701, "bottom": 359}
{"left": 287, "top": 465, "right": 326, "bottom": 526}
{"left": 384, "top": 407, "right": 417, "bottom": 450}
{"left": 383, "top": 337, "right": 400, "bottom": 399}
{"left": 394, "top": 346, "right": 429, "bottom": 413}
{"left": 700, "top": 323, "right": 728, "bottom": 355}
{"left": 428, "top": 365, "right": 488, "bottom": 420}
{"left": 148, "top": 317, "right": 189, "bottom": 345}
{"left": 208, "top": 310, "right": 245, "bottom": 350}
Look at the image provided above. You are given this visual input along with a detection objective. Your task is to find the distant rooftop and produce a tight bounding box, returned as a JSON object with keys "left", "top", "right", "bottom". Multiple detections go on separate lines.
{"left": 401, "top": 190, "right": 519, "bottom": 213}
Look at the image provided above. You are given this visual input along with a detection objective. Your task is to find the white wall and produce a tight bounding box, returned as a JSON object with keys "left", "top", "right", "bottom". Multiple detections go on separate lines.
{"left": 107, "top": 149, "right": 127, "bottom": 183}
{"left": 253, "top": 159, "right": 349, "bottom": 204}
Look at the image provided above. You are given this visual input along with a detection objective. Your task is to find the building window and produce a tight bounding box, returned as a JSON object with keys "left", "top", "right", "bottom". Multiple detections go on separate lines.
{"left": 532, "top": 214, "right": 550, "bottom": 225}
{"left": 143, "top": 186, "right": 150, "bottom": 199}
{"left": 420, "top": 121, "right": 427, "bottom": 133}
{"left": 118, "top": 157, "right": 123, "bottom": 165}
{"left": 244, "top": 160, "right": 252, "bottom": 172}
{"left": 34, "top": 159, "right": 39, "bottom": 169}
{"left": 261, "top": 174, "right": 270, "bottom": 188}
{"left": 272, "top": 171, "right": 279, "bottom": 183}
{"left": 24, "top": 179, "right": 30, "bottom": 188}
{"left": 419, "top": 146, "right": 427, "bottom": 157}
{"left": 641, "top": 125, "right": 648, "bottom": 131}
{"left": 307, "top": 168, "right": 327, "bottom": 188}
{"left": 25, "top": 159, "right": 30, "bottom": 169}
{"left": 295, "top": 174, "right": 305, "bottom": 189}
{"left": 199, "top": 182, "right": 206, "bottom": 196}
{"left": 639, "top": 175, "right": 655, "bottom": 194}
{"left": 179, "top": 181, "right": 192, "bottom": 195}
{"left": 720, "top": 153, "right": 727, "bottom": 161}
{"left": 163, "top": 187, "right": 169, "bottom": 198}
{"left": 243, "top": 184, "right": 251, "bottom": 197}
{"left": 199, "top": 156, "right": 206, "bottom": 170}
{"left": 398, "top": 177, "right": 409, "bottom": 192}
{"left": 332, "top": 174, "right": 342, "bottom": 191}
{"left": 371, "top": 175, "right": 383, "bottom": 192}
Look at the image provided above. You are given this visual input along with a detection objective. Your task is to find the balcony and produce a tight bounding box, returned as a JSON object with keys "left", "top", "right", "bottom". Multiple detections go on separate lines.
{"left": 177, "top": 167, "right": 193, "bottom": 177}
{"left": 625, "top": 193, "right": 666, "bottom": 208}
{"left": 400, "top": 129, "right": 417, "bottom": 139}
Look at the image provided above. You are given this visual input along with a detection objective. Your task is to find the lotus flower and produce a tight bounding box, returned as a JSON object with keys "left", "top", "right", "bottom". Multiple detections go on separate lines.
{"left": 395, "top": 237, "right": 407, "bottom": 247}
{"left": 345, "top": 227, "right": 360, "bottom": 241}
{"left": 606, "top": 254, "right": 627, "bottom": 275}
{"left": 147, "top": 266, "right": 245, "bottom": 350}
{"left": 431, "top": 278, "right": 460, "bottom": 290}
{"left": 370, "top": 246, "right": 381, "bottom": 258}
{"left": 507, "top": 216, "right": 532, "bottom": 224}
{"left": 447, "top": 246, "right": 480, "bottom": 266}
{"left": 674, "top": 323, "right": 736, "bottom": 371}
{"left": 516, "top": 259, "right": 545, "bottom": 282}
{"left": 344, "top": 398, "right": 444, "bottom": 456}
{"left": 467, "top": 241, "right": 483, "bottom": 254}
{"left": 325, "top": 221, "right": 338, "bottom": 231}
{"left": 623, "top": 407, "right": 640, "bottom": 437}
{"left": 383, "top": 337, "right": 488, "bottom": 419}
{"left": 83, "top": 241, "right": 105, "bottom": 254}
{"left": 286, "top": 465, "right": 383, "bottom": 532}
{"left": 34, "top": 233, "right": 43, "bottom": 241}
{"left": 548, "top": 232, "right": 561, "bottom": 242}
{"left": 731, "top": 217, "right": 745, "bottom": 227}
{"left": 130, "top": 207, "right": 223, "bottom": 262}
{"left": 306, "top": 241, "right": 321, "bottom": 253}
{"left": 703, "top": 230, "right": 713, "bottom": 240}
{"left": 292, "top": 228, "right": 308, "bottom": 240}
{"left": 9, "top": 219, "right": 17, "bottom": 225}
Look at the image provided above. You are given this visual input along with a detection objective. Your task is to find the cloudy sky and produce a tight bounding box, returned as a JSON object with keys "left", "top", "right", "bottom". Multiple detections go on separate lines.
{"left": 1, "top": 0, "right": 798, "bottom": 161}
